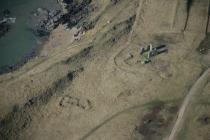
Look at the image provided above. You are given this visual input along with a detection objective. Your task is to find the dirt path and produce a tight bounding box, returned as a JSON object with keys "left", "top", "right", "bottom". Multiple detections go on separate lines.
{"left": 112, "top": 0, "right": 144, "bottom": 74}
{"left": 167, "top": 68, "right": 210, "bottom": 140}
{"left": 80, "top": 104, "right": 146, "bottom": 140}
{"left": 113, "top": 0, "right": 181, "bottom": 74}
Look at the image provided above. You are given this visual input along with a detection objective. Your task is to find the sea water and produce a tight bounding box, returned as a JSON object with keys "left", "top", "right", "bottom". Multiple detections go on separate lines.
{"left": 0, "top": 0, "right": 60, "bottom": 71}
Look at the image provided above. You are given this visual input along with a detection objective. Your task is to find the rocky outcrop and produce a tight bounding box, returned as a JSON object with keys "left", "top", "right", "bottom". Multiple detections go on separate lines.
{"left": 0, "top": 9, "right": 15, "bottom": 38}
{"left": 31, "top": 0, "right": 92, "bottom": 37}
{"left": 32, "top": 8, "right": 63, "bottom": 36}
{"left": 60, "top": 0, "right": 92, "bottom": 28}
{"left": 0, "top": 23, "right": 10, "bottom": 38}
{"left": 0, "top": 0, "right": 94, "bottom": 75}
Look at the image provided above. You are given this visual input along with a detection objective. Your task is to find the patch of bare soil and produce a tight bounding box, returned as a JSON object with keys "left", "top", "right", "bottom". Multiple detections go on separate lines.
{"left": 134, "top": 101, "right": 179, "bottom": 140}
{"left": 39, "top": 25, "right": 80, "bottom": 56}
{"left": 197, "top": 114, "right": 210, "bottom": 125}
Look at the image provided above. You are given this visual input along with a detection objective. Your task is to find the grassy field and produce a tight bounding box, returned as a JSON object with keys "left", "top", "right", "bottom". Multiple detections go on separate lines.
{"left": 177, "top": 82, "right": 210, "bottom": 140}
{"left": 0, "top": 0, "right": 210, "bottom": 140}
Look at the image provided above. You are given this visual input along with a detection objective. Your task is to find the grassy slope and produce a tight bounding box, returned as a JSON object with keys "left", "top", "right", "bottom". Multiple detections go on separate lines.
{"left": 0, "top": 0, "right": 210, "bottom": 140}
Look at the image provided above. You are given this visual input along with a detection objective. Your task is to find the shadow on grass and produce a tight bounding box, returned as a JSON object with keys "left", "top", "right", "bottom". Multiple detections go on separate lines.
{"left": 184, "top": 0, "right": 195, "bottom": 30}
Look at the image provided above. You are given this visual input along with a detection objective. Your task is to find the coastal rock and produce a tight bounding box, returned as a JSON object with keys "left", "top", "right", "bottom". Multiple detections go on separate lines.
{"left": 59, "top": 0, "right": 92, "bottom": 28}
{"left": 37, "top": 8, "right": 49, "bottom": 16}
{"left": 30, "top": 0, "right": 92, "bottom": 37}
{"left": 0, "top": 9, "right": 13, "bottom": 38}
{"left": 0, "top": 23, "right": 10, "bottom": 38}
{"left": 32, "top": 8, "right": 63, "bottom": 37}
{"left": 1, "top": 0, "right": 93, "bottom": 73}
{"left": 2, "top": 9, "right": 10, "bottom": 16}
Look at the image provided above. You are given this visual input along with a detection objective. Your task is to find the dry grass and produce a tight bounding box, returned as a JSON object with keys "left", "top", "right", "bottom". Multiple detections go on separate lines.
{"left": 0, "top": 0, "right": 210, "bottom": 140}
{"left": 177, "top": 82, "right": 210, "bottom": 140}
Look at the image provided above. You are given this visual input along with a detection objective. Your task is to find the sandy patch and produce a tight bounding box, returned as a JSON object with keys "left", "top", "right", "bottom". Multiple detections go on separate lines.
{"left": 40, "top": 25, "right": 81, "bottom": 57}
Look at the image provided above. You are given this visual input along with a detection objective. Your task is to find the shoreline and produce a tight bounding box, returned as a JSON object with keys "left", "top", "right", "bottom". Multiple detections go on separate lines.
{"left": 0, "top": 0, "right": 92, "bottom": 75}
{"left": 0, "top": 24, "right": 83, "bottom": 75}
{"left": 0, "top": 1, "right": 63, "bottom": 75}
